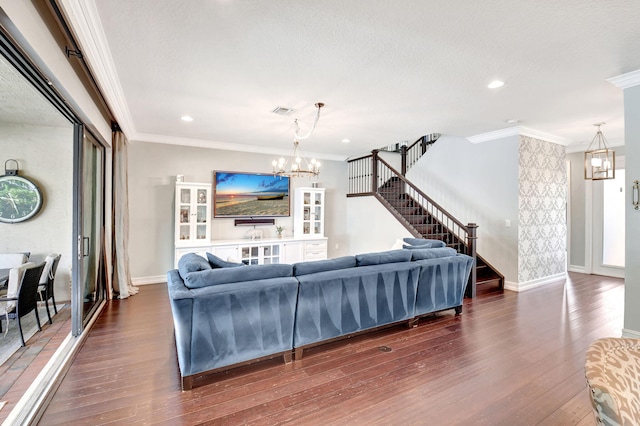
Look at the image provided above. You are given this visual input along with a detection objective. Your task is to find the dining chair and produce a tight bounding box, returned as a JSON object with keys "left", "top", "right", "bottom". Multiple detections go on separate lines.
{"left": 0, "top": 262, "right": 46, "bottom": 346}
{"left": 38, "top": 254, "right": 61, "bottom": 324}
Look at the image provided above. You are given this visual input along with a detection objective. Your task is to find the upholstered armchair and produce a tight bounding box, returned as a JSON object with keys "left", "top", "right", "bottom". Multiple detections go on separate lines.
{"left": 585, "top": 337, "right": 640, "bottom": 425}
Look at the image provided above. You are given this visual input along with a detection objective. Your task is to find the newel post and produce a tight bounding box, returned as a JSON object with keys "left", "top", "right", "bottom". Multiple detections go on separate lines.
{"left": 400, "top": 144, "right": 408, "bottom": 176}
{"left": 466, "top": 223, "right": 478, "bottom": 298}
{"left": 371, "top": 149, "right": 379, "bottom": 194}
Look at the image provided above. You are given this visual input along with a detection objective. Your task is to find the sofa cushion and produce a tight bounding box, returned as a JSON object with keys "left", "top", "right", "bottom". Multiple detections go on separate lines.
{"left": 293, "top": 256, "right": 357, "bottom": 276}
{"left": 184, "top": 263, "right": 293, "bottom": 289}
{"left": 206, "top": 252, "right": 244, "bottom": 269}
{"left": 355, "top": 249, "right": 412, "bottom": 266}
{"left": 178, "top": 253, "right": 212, "bottom": 280}
{"left": 409, "top": 247, "right": 457, "bottom": 261}
{"left": 403, "top": 237, "right": 446, "bottom": 248}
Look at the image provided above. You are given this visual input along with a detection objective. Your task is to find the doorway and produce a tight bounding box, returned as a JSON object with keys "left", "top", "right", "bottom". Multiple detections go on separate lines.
{"left": 592, "top": 159, "right": 625, "bottom": 278}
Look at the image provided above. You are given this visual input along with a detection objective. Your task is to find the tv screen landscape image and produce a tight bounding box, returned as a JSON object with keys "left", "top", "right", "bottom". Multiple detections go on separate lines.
{"left": 213, "top": 171, "right": 290, "bottom": 217}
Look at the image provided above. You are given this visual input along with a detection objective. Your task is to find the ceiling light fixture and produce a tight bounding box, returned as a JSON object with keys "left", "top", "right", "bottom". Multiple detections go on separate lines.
{"left": 488, "top": 80, "right": 505, "bottom": 89}
{"left": 181, "top": 115, "right": 194, "bottom": 122}
{"left": 342, "top": 138, "right": 350, "bottom": 143}
{"left": 271, "top": 102, "right": 324, "bottom": 178}
{"left": 584, "top": 122, "right": 615, "bottom": 180}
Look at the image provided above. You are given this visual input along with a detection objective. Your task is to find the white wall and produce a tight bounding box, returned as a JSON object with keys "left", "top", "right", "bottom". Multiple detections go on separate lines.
{"left": 405, "top": 134, "right": 521, "bottom": 282}
{"left": 0, "top": 124, "right": 74, "bottom": 301}
{"left": 127, "top": 141, "right": 350, "bottom": 279}
{"left": 346, "top": 196, "right": 413, "bottom": 254}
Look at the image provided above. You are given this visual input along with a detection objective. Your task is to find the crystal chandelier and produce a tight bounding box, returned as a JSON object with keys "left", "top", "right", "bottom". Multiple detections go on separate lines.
{"left": 584, "top": 123, "right": 615, "bottom": 180}
{"left": 272, "top": 102, "right": 324, "bottom": 178}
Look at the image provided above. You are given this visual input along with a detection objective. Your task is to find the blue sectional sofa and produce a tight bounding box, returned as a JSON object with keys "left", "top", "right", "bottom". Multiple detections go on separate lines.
{"left": 167, "top": 243, "right": 473, "bottom": 390}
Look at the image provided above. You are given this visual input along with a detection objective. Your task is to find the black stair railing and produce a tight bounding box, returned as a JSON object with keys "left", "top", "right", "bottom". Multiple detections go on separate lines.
{"left": 377, "top": 134, "right": 440, "bottom": 176}
{"left": 348, "top": 150, "right": 482, "bottom": 296}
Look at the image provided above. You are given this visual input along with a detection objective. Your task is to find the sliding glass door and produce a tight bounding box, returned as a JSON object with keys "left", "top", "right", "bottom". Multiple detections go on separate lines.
{"left": 72, "top": 126, "right": 106, "bottom": 336}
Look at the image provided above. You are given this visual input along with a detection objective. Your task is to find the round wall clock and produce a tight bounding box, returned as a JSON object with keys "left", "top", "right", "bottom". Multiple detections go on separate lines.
{"left": 0, "top": 160, "right": 43, "bottom": 223}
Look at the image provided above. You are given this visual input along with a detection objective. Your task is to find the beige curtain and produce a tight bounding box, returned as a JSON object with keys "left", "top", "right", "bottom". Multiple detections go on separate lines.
{"left": 112, "top": 131, "right": 138, "bottom": 299}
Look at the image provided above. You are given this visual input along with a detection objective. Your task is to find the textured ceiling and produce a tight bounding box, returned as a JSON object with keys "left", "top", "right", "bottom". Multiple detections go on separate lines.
{"left": 0, "top": 57, "right": 71, "bottom": 128}
{"left": 68, "top": 0, "right": 640, "bottom": 159}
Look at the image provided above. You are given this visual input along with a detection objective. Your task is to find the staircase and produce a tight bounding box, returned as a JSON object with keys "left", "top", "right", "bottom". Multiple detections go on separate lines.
{"left": 347, "top": 141, "right": 504, "bottom": 297}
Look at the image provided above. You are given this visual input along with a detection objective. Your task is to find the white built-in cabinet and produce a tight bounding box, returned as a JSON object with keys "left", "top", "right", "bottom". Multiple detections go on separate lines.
{"left": 294, "top": 187, "right": 325, "bottom": 238}
{"left": 174, "top": 184, "right": 328, "bottom": 268}
{"left": 175, "top": 182, "right": 211, "bottom": 247}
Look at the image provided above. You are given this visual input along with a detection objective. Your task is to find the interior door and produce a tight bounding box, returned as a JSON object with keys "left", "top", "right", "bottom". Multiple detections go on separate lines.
{"left": 72, "top": 126, "right": 105, "bottom": 335}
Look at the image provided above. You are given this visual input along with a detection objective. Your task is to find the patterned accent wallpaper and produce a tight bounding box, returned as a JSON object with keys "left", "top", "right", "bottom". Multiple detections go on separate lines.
{"left": 518, "top": 136, "right": 567, "bottom": 283}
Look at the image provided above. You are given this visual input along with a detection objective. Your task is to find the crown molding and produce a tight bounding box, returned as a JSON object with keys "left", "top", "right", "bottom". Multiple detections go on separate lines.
{"left": 467, "top": 126, "right": 572, "bottom": 145}
{"left": 57, "top": 0, "right": 135, "bottom": 135}
{"left": 132, "top": 132, "right": 348, "bottom": 162}
{"left": 466, "top": 127, "right": 520, "bottom": 144}
{"left": 607, "top": 69, "right": 640, "bottom": 89}
{"left": 519, "top": 127, "right": 572, "bottom": 146}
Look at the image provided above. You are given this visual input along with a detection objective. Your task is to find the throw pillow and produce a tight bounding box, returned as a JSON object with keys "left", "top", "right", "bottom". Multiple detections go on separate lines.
{"left": 206, "top": 252, "right": 244, "bottom": 269}
{"left": 184, "top": 263, "right": 293, "bottom": 288}
{"left": 177, "top": 253, "right": 212, "bottom": 280}
{"left": 409, "top": 247, "right": 457, "bottom": 260}
{"left": 402, "top": 237, "right": 446, "bottom": 248}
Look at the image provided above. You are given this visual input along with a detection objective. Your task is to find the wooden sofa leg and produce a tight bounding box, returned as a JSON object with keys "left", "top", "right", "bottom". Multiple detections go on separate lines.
{"left": 283, "top": 351, "right": 293, "bottom": 364}
{"left": 182, "top": 376, "right": 193, "bottom": 391}
{"left": 294, "top": 347, "right": 304, "bottom": 360}
{"left": 455, "top": 305, "right": 462, "bottom": 315}
{"left": 407, "top": 318, "right": 419, "bottom": 328}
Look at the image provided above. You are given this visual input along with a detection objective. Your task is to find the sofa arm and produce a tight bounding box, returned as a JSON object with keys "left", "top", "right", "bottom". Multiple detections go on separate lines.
{"left": 167, "top": 269, "right": 195, "bottom": 378}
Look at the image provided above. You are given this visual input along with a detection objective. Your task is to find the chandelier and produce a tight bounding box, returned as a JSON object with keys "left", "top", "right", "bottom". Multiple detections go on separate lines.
{"left": 272, "top": 102, "right": 324, "bottom": 178}
{"left": 584, "top": 123, "right": 615, "bottom": 180}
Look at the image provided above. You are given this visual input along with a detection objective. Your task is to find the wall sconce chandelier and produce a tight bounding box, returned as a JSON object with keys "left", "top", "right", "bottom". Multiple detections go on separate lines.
{"left": 272, "top": 102, "right": 324, "bottom": 178}
{"left": 584, "top": 123, "right": 615, "bottom": 180}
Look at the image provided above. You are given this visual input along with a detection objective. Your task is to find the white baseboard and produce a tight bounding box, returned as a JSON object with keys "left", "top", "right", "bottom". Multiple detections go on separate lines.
{"left": 132, "top": 275, "right": 167, "bottom": 285}
{"left": 504, "top": 272, "right": 567, "bottom": 292}
{"left": 503, "top": 280, "right": 518, "bottom": 292}
{"left": 568, "top": 265, "right": 586, "bottom": 274}
{"left": 622, "top": 328, "right": 640, "bottom": 338}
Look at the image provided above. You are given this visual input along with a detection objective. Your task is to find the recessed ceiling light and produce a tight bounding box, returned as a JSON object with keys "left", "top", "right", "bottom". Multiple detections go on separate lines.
{"left": 181, "top": 115, "right": 194, "bottom": 122}
{"left": 342, "top": 138, "right": 351, "bottom": 143}
{"left": 505, "top": 119, "right": 519, "bottom": 124}
{"left": 488, "top": 80, "right": 505, "bottom": 89}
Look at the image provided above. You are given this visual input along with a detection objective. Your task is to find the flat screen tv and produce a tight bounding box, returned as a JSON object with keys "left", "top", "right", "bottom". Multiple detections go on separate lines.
{"left": 213, "top": 171, "right": 290, "bottom": 218}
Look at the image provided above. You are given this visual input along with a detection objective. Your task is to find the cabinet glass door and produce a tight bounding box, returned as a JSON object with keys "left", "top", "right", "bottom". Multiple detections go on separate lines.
{"left": 241, "top": 246, "right": 259, "bottom": 264}
{"left": 180, "top": 188, "right": 191, "bottom": 203}
{"left": 263, "top": 244, "right": 280, "bottom": 264}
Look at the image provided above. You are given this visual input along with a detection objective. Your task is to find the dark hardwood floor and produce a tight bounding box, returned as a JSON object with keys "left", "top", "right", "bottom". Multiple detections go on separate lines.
{"left": 39, "top": 273, "right": 622, "bottom": 425}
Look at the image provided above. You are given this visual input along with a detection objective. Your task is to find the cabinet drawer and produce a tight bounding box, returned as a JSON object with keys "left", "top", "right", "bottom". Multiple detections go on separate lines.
{"left": 304, "top": 250, "right": 327, "bottom": 260}
{"left": 304, "top": 240, "right": 327, "bottom": 260}
{"left": 304, "top": 240, "right": 327, "bottom": 250}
